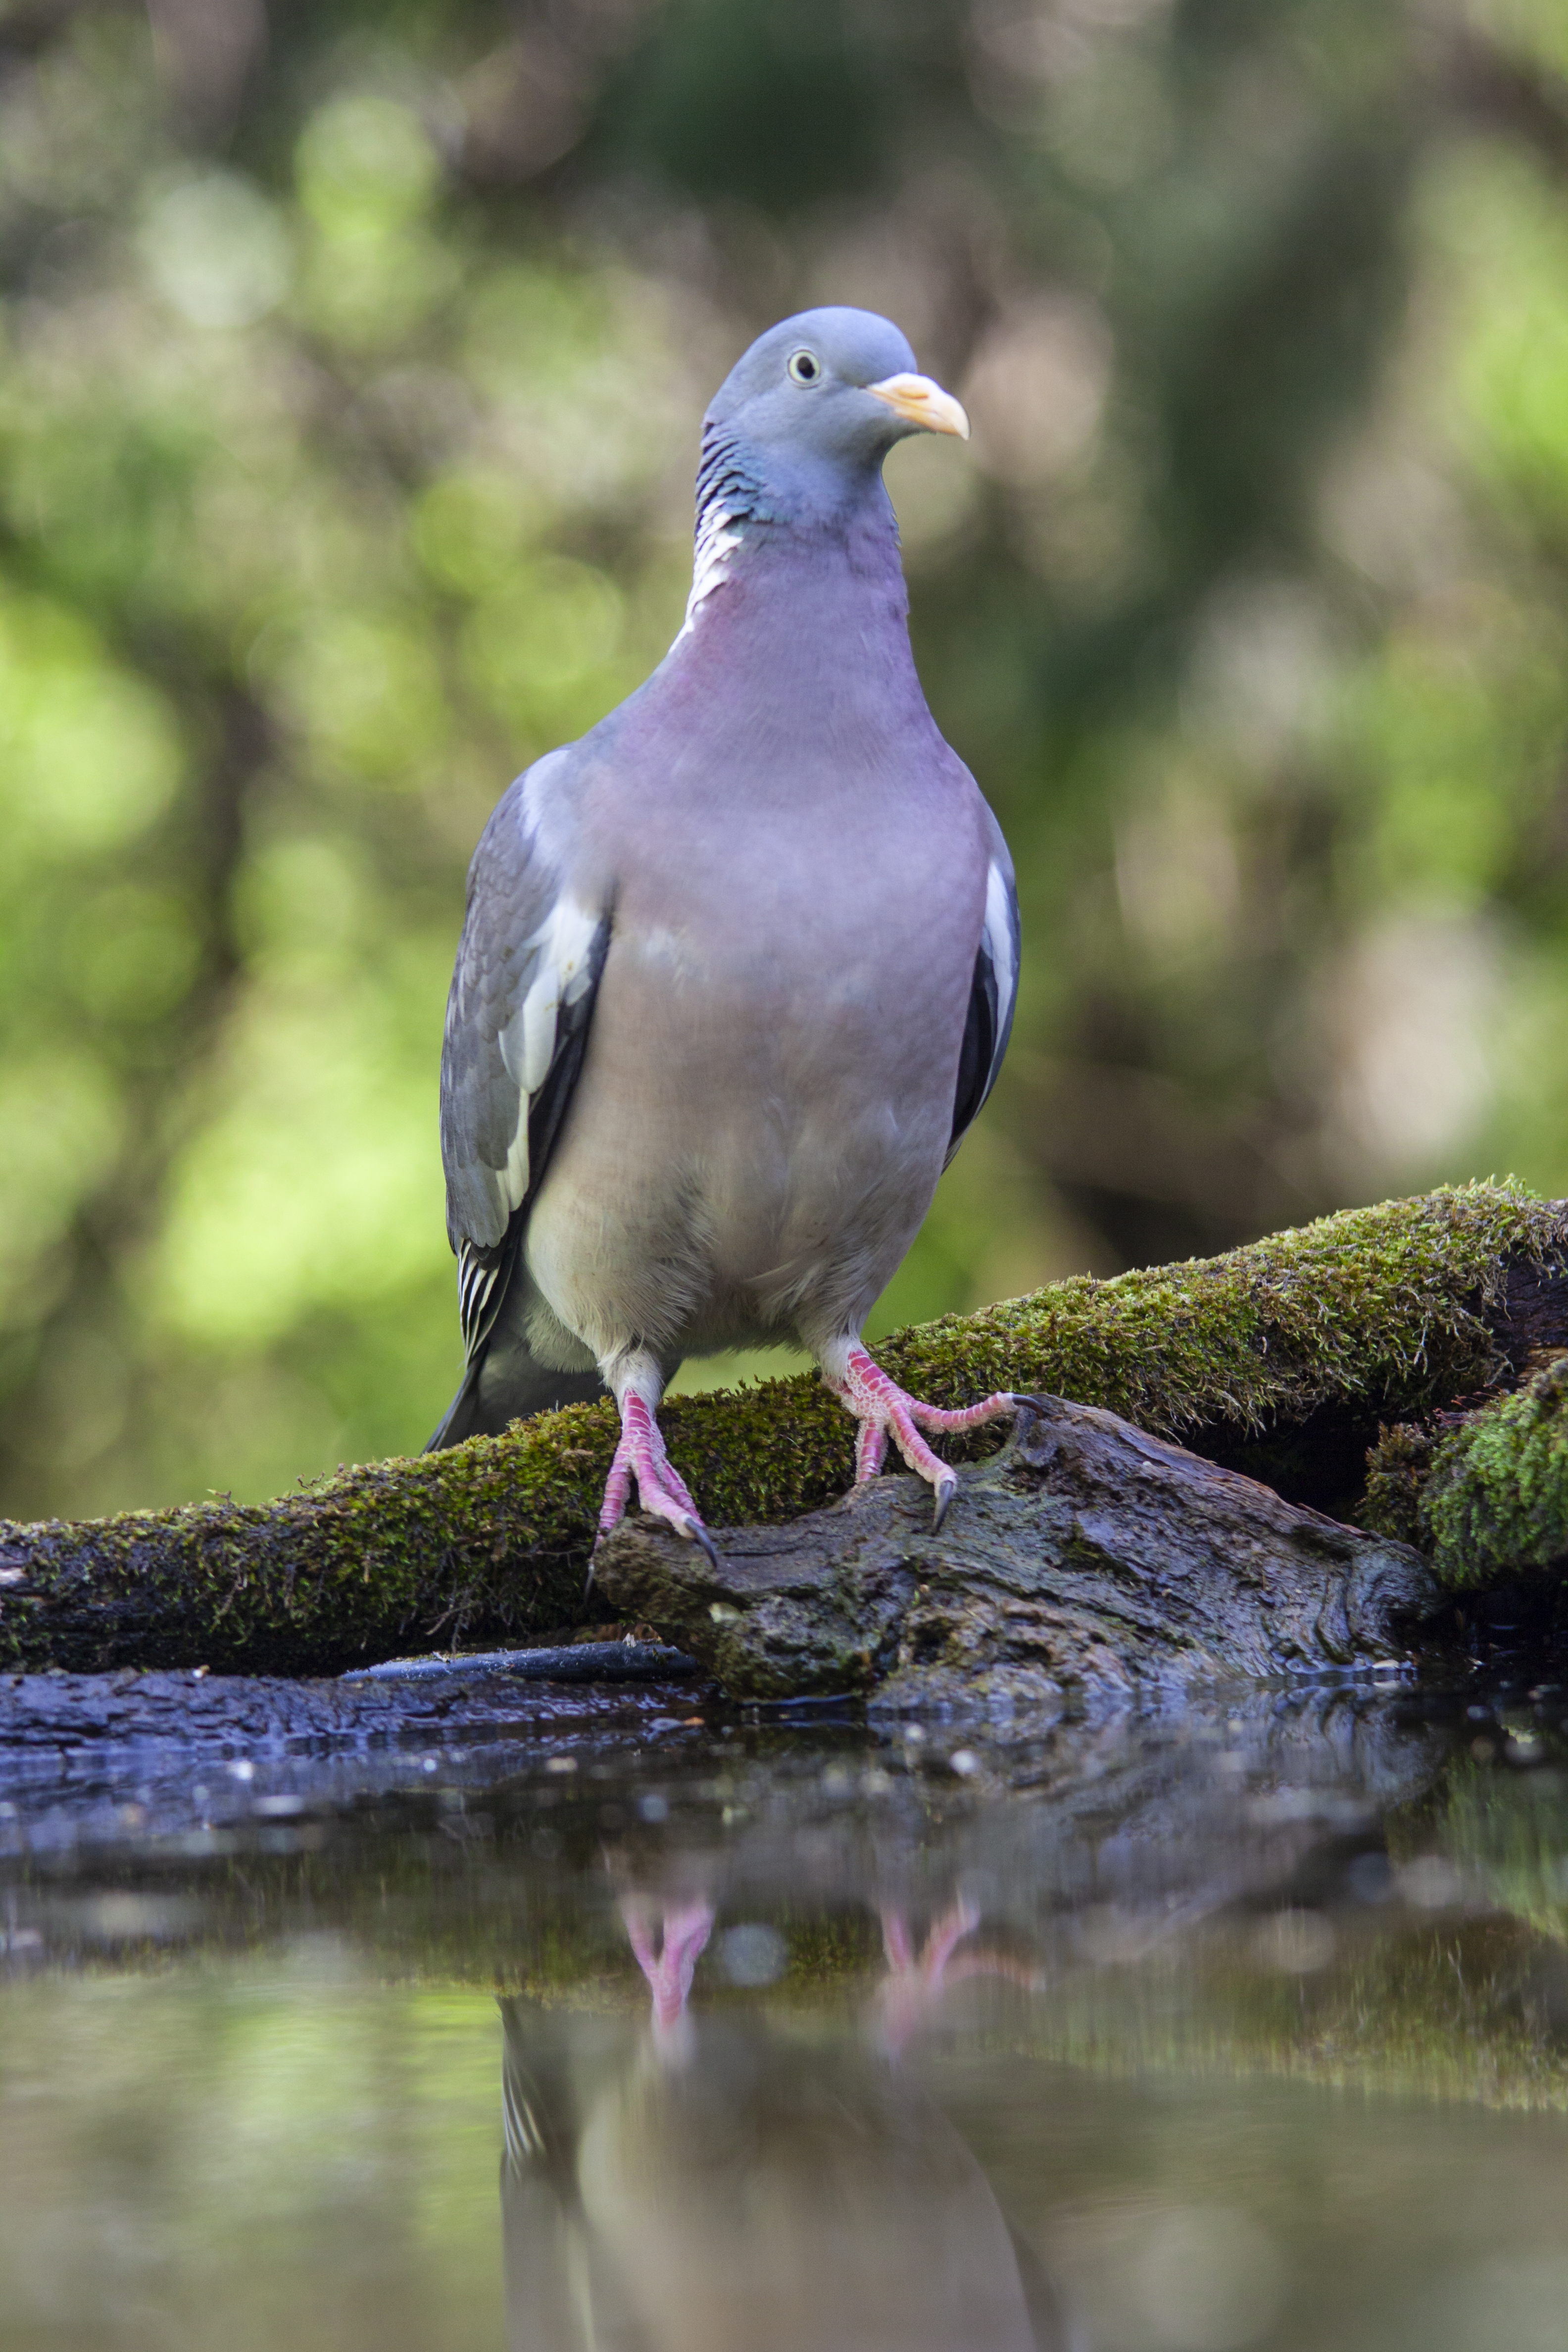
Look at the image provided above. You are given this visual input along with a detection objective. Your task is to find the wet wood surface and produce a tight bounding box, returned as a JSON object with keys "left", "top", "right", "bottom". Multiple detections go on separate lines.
{"left": 595, "top": 1395, "right": 1445, "bottom": 1709}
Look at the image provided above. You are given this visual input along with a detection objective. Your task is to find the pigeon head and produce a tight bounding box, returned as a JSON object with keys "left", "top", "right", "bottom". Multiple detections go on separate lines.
{"left": 699, "top": 307, "right": 968, "bottom": 535}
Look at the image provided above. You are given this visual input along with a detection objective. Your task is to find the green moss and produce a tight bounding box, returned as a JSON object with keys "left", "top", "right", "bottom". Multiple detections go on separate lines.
{"left": 881, "top": 1180, "right": 1563, "bottom": 1442}
{"left": 1413, "top": 1356, "right": 1568, "bottom": 1592}
{"left": 1360, "top": 1421, "right": 1438, "bottom": 1551}
{"left": 0, "top": 1404, "right": 629, "bottom": 1675}
{"left": 1, "top": 1181, "right": 1561, "bottom": 1672}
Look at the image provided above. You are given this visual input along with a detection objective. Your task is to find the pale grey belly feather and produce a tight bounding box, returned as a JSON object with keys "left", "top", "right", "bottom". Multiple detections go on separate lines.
{"left": 521, "top": 932, "right": 963, "bottom": 1368}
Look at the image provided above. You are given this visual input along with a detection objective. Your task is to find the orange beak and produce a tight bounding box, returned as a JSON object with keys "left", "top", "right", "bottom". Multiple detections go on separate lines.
{"left": 866, "top": 371, "right": 971, "bottom": 441}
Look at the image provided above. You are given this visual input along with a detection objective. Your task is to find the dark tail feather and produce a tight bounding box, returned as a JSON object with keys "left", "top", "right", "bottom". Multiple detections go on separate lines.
{"left": 425, "top": 1353, "right": 488, "bottom": 1450}
{"left": 425, "top": 1341, "right": 608, "bottom": 1451}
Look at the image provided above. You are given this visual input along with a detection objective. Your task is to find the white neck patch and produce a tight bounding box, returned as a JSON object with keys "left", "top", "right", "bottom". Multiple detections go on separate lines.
{"left": 675, "top": 495, "right": 744, "bottom": 643}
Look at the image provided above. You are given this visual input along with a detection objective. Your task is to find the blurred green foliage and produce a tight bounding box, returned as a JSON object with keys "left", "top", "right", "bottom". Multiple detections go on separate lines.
{"left": 2, "top": 0, "right": 1568, "bottom": 1516}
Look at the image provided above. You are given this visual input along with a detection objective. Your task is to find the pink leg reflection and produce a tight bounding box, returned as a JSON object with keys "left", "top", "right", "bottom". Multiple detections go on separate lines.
{"left": 621, "top": 1895, "right": 716, "bottom": 2054}
{"left": 876, "top": 1899, "right": 1041, "bottom": 2058}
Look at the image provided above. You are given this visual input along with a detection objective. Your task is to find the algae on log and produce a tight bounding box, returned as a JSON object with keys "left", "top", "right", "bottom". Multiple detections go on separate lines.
{"left": 0, "top": 1182, "right": 1564, "bottom": 1678}
{"left": 592, "top": 1395, "right": 1441, "bottom": 1707}
{"left": 1364, "top": 1353, "right": 1568, "bottom": 1594}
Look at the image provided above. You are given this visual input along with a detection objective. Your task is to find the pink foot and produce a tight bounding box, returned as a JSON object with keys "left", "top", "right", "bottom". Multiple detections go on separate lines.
{"left": 622, "top": 1896, "right": 715, "bottom": 2044}
{"left": 828, "top": 1346, "right": 1017, "bottom": 1528}
{"left": 875, "top": 1901, "right": 1041, "bottom": 2055}
{"left": 596, "top": 1390, "right": 718, "bottom": 1566}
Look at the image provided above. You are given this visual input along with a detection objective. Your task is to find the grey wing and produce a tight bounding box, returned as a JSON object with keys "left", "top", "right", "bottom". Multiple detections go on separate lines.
{"left": 438, "top": 751, "right": 610, "bottom": 1372}
{"left": 948, "top": 811, "right": 1020, "bottom": 1163}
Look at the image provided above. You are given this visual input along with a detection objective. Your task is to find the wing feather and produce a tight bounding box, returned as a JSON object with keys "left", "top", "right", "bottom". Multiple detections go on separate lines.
{"left": 947, "top": 814, "right": 1020, "bottom": 1163}
{"left": 439, "top": 753, "right": 610, "bottom": 1366}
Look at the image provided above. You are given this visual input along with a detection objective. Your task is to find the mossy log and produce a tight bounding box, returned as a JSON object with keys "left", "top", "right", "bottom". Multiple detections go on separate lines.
{"left": 0, "top": 1182, "right": 1565, "bottom": 1679}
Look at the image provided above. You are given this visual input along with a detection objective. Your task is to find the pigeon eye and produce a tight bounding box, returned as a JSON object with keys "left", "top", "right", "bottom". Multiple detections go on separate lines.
{"left": 786, "top": 348, "right": 823, "bottom": 386}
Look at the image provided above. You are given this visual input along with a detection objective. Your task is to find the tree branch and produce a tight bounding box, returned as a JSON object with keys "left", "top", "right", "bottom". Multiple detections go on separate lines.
{"left": 0, "top": 1183, "right": 1563, "bottom": 1677}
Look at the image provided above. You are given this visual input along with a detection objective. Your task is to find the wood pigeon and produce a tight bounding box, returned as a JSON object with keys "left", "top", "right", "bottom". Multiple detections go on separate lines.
{"left": 428, "top": 307, "right": 1022, "bottom": 1557}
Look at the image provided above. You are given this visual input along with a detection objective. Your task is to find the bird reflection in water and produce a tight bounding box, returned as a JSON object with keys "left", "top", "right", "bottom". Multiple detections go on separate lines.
{"left": 500, "top": 1889, "right": 1076, "bottom": 2351}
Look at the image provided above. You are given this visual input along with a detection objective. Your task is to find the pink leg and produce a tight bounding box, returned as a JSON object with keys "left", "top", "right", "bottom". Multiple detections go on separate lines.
{"left": 622, "top": 1896, "right": 715, "bottom": 2045}
{"left": 594, "top": 1369, "right": 718, "bottom": 1570}
{"left": 826, "top": 1343, "right": 1017, "bottom": 1528}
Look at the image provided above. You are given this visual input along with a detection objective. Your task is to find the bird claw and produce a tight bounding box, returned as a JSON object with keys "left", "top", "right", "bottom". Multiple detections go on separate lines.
{"left": 587, "top": 1510, "right": 719, "bottom": 1599}
{"left": 831, "top": 1347, "right": 1018, "bottom": 1528}
{"left": 596, "top": 1386, "right": 720, "bottom": 1565}
{"left": 684, "top": 1517, "right": 723, "bottom": 1571}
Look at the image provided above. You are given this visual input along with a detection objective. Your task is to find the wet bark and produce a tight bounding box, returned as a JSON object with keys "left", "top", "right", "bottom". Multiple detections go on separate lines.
{"left": 0, "top": 1656, "right": 698, "bottom": 1771}
{"left": 592, "top": 1395, "right": 1444, "bottom": 1710}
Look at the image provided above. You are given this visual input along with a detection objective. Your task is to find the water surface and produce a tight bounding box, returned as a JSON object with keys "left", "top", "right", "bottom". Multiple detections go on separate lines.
{"left": 1, "top": 1671, "right": 1566, "bottom": 2351}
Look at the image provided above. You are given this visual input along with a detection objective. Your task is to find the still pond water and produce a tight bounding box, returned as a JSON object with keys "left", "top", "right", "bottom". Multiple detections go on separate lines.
{"left": 1, "top": 1668, "right": 1567, "bottom": 2351}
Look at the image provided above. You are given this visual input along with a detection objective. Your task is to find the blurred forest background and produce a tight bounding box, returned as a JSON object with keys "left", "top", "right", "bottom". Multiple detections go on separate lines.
{"left": 4, "top": 0, "right": 1568, "bottom": 1519}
